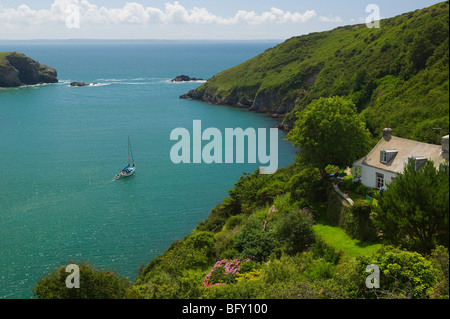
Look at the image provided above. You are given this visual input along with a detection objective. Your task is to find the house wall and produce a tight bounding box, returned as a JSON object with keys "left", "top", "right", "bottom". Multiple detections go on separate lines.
{"left": 359, "top": 165, "right": 398, "bottom": 189}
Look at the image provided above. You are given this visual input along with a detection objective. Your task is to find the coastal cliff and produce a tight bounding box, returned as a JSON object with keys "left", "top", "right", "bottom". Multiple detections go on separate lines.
{"left": 0, "top": 52, "right": 58, "bottom": 87}
{"left": 180, "top": 1, "right": 449, "bottom": 142}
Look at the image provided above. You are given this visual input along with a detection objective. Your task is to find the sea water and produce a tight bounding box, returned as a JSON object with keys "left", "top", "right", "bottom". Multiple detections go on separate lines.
{"left": 0, "top": 40, "right": 296, "bottom": 298}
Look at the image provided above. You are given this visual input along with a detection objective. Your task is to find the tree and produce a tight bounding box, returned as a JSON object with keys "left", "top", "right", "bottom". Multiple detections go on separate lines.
{"left": 287, "top": 96, "right": 371, "bottom": 173}
{"left": 33, "top": 261, "right": 135, "bottom": 299}
{"left": 374, "top": 161, "right": 449, "bottom": 254}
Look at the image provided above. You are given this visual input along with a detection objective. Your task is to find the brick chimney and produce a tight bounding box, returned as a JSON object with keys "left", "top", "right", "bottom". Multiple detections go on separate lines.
{"left": 442, "top": 135, "right": 449, "bottom": 161}
{"left": 383, "top": 127, "right": 393, "bottom": 141}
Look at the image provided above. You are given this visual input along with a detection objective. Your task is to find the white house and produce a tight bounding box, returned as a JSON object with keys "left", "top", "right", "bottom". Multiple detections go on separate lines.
{"left": 352, "top": 127, "right": 449, "bottom": 189}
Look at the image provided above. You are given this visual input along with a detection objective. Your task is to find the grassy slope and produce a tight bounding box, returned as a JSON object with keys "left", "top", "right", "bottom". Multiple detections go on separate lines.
{"left": 134, "top": 160, "right": 386, "bottom": 298}
{"left": 0, "top": 52, "right": 26, "bottom": 64}
{"left": 190, "top": 2, "right": 449, "bottom": 144}
{"left": 0, "top": 52, "right": 10, "bottom": 64}
{"left": 313, "top": 224, "right": 381, "bottom": 259}
{"left": 133, "top": 3, "right": 448, "bottom": 299}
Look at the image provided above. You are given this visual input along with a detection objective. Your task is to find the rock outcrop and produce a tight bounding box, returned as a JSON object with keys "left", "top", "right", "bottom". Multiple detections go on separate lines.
{"left": 0, "top": 52, "right": 58, "bottom": 87}
{"left": 170, "top": 75, "right": 206, "bottom": 82}
{"left": 70, "top": 81, "right": 97, "bottom": 87}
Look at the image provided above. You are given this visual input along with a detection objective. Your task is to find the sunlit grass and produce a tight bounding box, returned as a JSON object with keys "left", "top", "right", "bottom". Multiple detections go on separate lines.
{"left": 313, "top": 224, "right": 381, "bottom": 258}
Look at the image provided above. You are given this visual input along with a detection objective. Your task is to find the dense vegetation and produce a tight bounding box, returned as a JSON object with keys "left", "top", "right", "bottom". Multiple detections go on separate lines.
{"left": 35, "top": 159, "right": 448, "bottom": 299}
{"left": 125, "top": 137, "right": 448, "bottom": 299}
{"left": 33, "top": 3, "right": 449, "bottom": 299}
{"left": 184, "top": 1, "right": 449, "bottom": 144}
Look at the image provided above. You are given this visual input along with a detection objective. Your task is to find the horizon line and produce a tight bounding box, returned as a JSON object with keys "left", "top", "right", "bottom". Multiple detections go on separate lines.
{"left": 0, "top": 38, "right": 286, "bottom": 42}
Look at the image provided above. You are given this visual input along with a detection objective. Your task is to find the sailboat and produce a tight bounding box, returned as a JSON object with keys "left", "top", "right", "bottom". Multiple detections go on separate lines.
{"left": 114, "top": 136, "right": 136, "bottom": 180}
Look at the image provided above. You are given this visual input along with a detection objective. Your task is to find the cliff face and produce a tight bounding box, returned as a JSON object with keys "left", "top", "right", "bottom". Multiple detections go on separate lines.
{"left": 180, "top": 87, "right": 296, "bottom": 114}
{"left": 0, "top": 52, "right": 58, "bottom": 87}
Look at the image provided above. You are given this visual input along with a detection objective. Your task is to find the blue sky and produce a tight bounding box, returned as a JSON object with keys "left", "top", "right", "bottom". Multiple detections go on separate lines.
{"left": 0, "top": 0, "right": 443, "bottom": 40}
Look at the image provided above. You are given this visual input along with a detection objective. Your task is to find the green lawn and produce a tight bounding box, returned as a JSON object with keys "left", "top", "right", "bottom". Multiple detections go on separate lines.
{"left": 310, "top": 185, "right": 382, "bottom": 259}
{"left": 313, "top": 223, "right": 381, "bottom": 259}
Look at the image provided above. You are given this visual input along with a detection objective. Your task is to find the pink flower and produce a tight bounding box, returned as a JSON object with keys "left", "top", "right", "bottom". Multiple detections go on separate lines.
{"left": 202, "top": 257, "right": 254, "bottom": 288}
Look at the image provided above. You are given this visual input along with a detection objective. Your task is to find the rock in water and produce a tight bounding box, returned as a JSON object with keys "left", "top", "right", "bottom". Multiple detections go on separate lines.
{"left": 0, "top": 52, "right": 58, "bottom": 87}
{"left": 170, "top": 75, "right": 206, "bottom": 82}
{"left": 70, "top": 81, "right": 90, "bottom": 87}
{"left": 39, "top": 64, "right": 58, "bottom": 84}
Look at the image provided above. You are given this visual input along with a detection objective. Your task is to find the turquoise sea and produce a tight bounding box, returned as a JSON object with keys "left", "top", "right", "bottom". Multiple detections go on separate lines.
{"left": 0, "top": 40, "right": 296, "bottom": 298}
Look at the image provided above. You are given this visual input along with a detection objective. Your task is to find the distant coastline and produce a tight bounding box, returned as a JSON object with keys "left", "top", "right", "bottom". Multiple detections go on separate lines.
{"left": 0, "top": 39, "right": 285, "bottom": 47}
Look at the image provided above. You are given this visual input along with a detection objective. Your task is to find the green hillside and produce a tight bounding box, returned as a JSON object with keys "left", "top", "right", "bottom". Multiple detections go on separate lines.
{"left": 33, "top": 3, "right": 449, "bottom": 300}
{"left": 183, "top": 1, "right": 449, "bottom": 144}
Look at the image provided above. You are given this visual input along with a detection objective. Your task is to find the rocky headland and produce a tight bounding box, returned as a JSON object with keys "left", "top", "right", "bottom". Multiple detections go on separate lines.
{"left": 0, "top": 52, "right": 58, "bottom": 87}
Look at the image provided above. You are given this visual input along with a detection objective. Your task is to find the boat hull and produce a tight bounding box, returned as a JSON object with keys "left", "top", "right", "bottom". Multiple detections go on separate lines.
{"left": 114, "top": 167, "right": 135, "bottom": 180}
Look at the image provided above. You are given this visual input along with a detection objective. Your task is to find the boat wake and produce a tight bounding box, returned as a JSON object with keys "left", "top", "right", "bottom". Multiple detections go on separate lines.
{"left": 96, "top": 77, "right": 164, "bottom": 85}
{"left": 90, "top": 83, "right": 111, "bottom": 87}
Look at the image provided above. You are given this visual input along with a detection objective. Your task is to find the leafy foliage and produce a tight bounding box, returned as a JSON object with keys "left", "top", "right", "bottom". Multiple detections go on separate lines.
{"left": 33, "top": 261, "right": 135, "bottom": 299}
{"left": 234, "top": 218, "right": 280, "bottom": 262}
{"left": 274, "top": 209, "right": 315, "bottom": 255}
{"left": 35, "top": 155, "right": 448, "bottom": 299}
{"left": 375, "top": 161, "right": 449, "bottom": 253}
{"left": 357, "top": 246, "right": 439, "bottom": 299}
{"left": 430, "top": 245, "right": 449, "bottom": 298}
{"left": 287, "top": 96, "right": 371, "bottom": 171}
{"left": 347, "top": 200, "right": 378, "bottom": 242}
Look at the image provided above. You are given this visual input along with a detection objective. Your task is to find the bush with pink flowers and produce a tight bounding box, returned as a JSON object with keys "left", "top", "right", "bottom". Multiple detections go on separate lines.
{"left": 202, "top": 258, "right": 254, "bottom": 287}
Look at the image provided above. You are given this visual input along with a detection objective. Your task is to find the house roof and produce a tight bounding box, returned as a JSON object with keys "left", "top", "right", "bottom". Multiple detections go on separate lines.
{"left": 359, "top": 135, "right": 445, "bottom": 173}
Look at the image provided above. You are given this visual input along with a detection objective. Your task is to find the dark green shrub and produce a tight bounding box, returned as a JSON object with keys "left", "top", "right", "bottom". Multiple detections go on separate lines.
{"left": 312, "top": 237, "right": 343, "bottom": 264}
{"left": 274, "top": 209, "right": 315, "bottom": 256}
{"left": 234, "top": 219, "right": 280, "bottom": 262}
{"left": 34, "top": 261, "right": 135, "bottom": 299}
{"left": 256, "top": 180, "right": 286, "bottom": 204}
{"left": 287, "top": 167, "right": 322, "bottom": 202}
{"left": 215, "top": 231, "right": 238, "bottom": 260}
{"left": 347, "top": 200, "right": 378, "bottom": 242}
{"left": 222, "top": 215, "right": 245, "bottom": 232}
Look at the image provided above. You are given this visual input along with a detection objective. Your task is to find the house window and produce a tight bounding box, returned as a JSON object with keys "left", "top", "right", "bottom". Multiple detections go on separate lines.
{"left": 380, "top": 151, "right": 387, "bottom": 163}
{"left": 376, "top": 172, "right": 384, "bottom": 189}
{"left": 408, "top": 156, "right": 427, "bottom": 170}
{"left": 353, "top": 166, "right": 362, "bottom": 180}
{"left": 380, "top": 150, "right": 398, "bottom": 164}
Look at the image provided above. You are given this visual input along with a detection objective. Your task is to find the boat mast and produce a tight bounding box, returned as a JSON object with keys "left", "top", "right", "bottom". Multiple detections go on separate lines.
{"left": 128, "top": 136, "right": 135, "bottom": 167}
{"left": 127, "top": 136, "right": 130, "bottom": 165}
